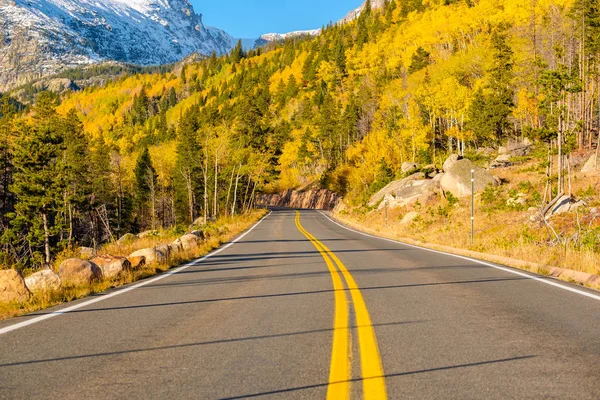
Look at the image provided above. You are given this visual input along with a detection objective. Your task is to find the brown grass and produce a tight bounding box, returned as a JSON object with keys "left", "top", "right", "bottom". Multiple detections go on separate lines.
{"left": 0, "top": 210, "right": 267, "bottom": 321}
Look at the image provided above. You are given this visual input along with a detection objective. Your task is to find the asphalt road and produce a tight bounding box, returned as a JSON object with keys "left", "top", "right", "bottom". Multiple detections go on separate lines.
{"left": 1, "top": 209, "right": 599, "bottom": 399}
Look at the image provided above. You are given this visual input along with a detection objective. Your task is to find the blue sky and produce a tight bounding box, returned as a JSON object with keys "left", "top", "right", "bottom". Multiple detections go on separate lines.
{"left": 192, "top": 0, "right": 364, "bottom": 38}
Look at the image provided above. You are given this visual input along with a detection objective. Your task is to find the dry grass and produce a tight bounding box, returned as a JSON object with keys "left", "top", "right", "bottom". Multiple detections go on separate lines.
{"left": 0, "top": 210, "right": 267, "bottom": 321}
{"left": 336, "top": 156, "right": 600, "bottom": 285}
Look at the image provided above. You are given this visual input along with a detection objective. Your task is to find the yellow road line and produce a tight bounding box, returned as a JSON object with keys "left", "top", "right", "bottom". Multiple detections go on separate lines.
{"left": 295, "top": 211, "right": 350, "bottom": 399}
{"left": 296, "top": 211, "right": 387, "bottom": 400}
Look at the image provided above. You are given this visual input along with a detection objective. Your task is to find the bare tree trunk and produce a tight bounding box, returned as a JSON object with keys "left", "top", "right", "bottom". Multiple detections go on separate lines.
{"left": 203, "top": 159, "right": 209, "bottom": 225}
{"left": 42, "top": 212, "right": 51, "bottom": 266}
{"left": 225, "top": 165, "right": 236, "bottom": 218}
{"left": 68, "top": 203, "right": 73, "bottom": 246}
{"left": 232, "top": 170, "right": 241, "bottom": 217}
{"left": 214, "top": 150, "right": 219, "bottom": 218}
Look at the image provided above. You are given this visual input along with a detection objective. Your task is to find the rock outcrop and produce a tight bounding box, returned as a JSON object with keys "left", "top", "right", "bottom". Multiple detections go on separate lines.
{"left": 24, "top": 270, "right": 62, "bottom": 294}
{"left": 256, "top": 189, "right": 340, "bottom": 210}
{"left": 90, "top": 255, "right": 131, "bottom": 279}
{"left": 369, "top": 173, "right": 426, "bottom": 206}
{"left": 440, "top": 158, "right": 499, "bottom": 198}
{"left": 59, "top": 259, "right": 103, "bottom": 286}
{"left": 0, "top": 270, "right": 31, "bottom": 303}
{"left": 377, "top": 177, "right": 440, "bottom": 210}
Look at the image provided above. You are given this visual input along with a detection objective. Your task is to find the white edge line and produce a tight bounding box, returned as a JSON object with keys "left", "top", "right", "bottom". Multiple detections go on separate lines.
{"left": 0, "top": 212, "right": 272, "bottom": 337}
{"left": 318, "top": 211, "right": 600, "bottom": 302}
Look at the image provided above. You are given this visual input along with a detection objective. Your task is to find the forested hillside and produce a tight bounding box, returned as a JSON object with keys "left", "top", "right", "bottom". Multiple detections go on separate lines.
{"left": 1, "top": 0, "right": 599, "bottom": 269}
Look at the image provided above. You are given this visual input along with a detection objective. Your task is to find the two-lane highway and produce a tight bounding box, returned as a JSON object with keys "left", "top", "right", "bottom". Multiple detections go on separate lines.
{"left": 1, "top": 209, "right": 599, "bottom": 399}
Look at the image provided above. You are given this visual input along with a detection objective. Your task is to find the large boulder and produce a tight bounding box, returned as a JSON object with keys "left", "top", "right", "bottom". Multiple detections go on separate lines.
{"left": 59, "top": 259, "right": 103, "bottom": 286}
{"left": 440, "top": 159, "right": 499, "bottom": 198}
{"left": 443, "top": 154, "right": 461, "bottom": 172}
{"left": 155, "top": 244, "right": 171, "bottom": 260}
{"left": 377, "top": 178, "right": 439, "bottom": 210}
{"left": 90, "top": 255, "right": 131, "bottom": 279}
{"left": 501, "top": 138, "right": 533, "bottom": 157}
{"left": 368, "top": 172, "right": 426, "bottom": 206}
{"left": 192, "top": 217, "right": 206, "bottom": 227}
{"left": 581, "top": 154, "right": 600, "bottom": 175}
{"left": 24, "top": 269, "right": 61, "bottom": 294}
{"left": 129, "top": 248, "right": 166, "bottom": 265}
{"left": 0, "top": 270, "right": 31, "bottom": 303}
{"left": 546, "top": 195, "right": 587, "bottom": 218}
{"left": 401, "top": 162, "right": 420, "bottom": 174}
{"left": 491, "top": 153, "right": 512, "bottom": 169}
{"left": 178, "top": 234, "right": 200, "bottom": 251}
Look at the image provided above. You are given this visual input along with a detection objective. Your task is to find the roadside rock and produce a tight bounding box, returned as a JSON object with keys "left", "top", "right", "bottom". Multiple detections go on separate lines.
{"left": 443, "top": 154, "right": 461, "bottom": 172}
{"left": 90, "top": 255, "right": 131, "bottom": 279}
{"left": 117, "top": 233, "right": 137, "bottom": 244}
{"left": 59, "top": 259, "right": 103, "bottom": 286}
{"left": 0, "top": 270, "right": 31, "bottom": 303}
{"left": 401, "top": 162, "right": 420, "bottom": 174}
{"left": 24, "top": 270, "right": 61, "bottom": 294}
{"left": 155, "top": 244, "right": 171, "bottom": 260}
{"left": 400, "top": 212, "right": 419, "bottom": 225}
{"left": 192, "top": 217, "right": 206, "bottom": 227}
{"left": 129, "top": 248, "right": 166, "bottom": 265}
{"left": 440, "top": 159, "right": 498, "bottom": 198}
{"left": 178, "top": 234, "right": 200, "bottom": 251}
{"left": 491, "top": 153, "right": 512, "bottom": 169}
{"left": 581, "top": 154, "right": 600, "bottom": 175}
{"left": 499, "top": 139, "right": 532, "bottom": 157}
{"left": 547, "top": 196, "right": 587, "bottom": 218}
{"left": 127, "top": 256, "right": 146, "bottom": 269}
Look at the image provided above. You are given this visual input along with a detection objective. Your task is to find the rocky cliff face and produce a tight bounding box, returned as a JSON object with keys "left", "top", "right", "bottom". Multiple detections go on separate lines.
{"left": 0, "top": 0, "right": 237, "bottom": 90}
{"left": 256, "top": 189, "right": 340, "bottom": 211}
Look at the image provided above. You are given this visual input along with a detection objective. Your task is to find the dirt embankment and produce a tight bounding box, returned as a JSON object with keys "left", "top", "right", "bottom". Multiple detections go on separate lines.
{"left": 256, "top": 189, "right": 340, "bottom": 210}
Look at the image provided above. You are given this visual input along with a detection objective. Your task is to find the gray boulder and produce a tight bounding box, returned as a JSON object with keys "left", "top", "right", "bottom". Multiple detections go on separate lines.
{"left": 378, "top": 179, "right": 439, "bottom": 210}
{"left": 90, "top": 255, "right": 131, "bottom": 279}
{"left": 129, "top": 248, "right": 167, "bottom": 265}
{"left": 368, "top": 172, "right": 426, "bottom": 206}
{"left": 491, "top": 153, "right": 512, "bottom": 169}
{"left": 0, "top": 270, "right": 31, "bottom": 303}
{"left": 401, "top": 162, "right": 420, "bottom": 174}
{"left": 440, "top": 159, "right": 499, "bottom": 198}
{"left": 190, "top": 230, "right": 205, "bottom": 240}
{"left": 178, "top": 234, "right": 200, "bottom": 251}
{"left": 59, "top": 259, "right": 103, "bottom": 286}
{"left": 547, "top": 196, "right": 587, "bottom": 218}
{"left": 24, "top": 269, "right": 61, "bottom": 294}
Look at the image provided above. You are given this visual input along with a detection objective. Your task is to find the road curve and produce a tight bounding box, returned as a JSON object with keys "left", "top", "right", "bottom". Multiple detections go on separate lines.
{"left": 0, "top": 209, "right": 599, "bottom": 399}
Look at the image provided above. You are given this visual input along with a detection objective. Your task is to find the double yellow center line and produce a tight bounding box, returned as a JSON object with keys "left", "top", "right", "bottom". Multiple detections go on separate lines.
{"left": 295, "top": 211, "right": 387, "bottom": 400}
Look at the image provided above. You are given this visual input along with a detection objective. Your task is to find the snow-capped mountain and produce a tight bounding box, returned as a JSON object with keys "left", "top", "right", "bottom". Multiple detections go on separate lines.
{"left": 0, "top": 0, "right": 237, "bottom": 90}
{"left": 257, "top": 0, "right": 386, "bottom": 46}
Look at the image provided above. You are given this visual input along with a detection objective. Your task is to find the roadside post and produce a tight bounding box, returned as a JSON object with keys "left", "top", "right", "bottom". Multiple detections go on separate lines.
{"left": 385, "top": 198, "right": 388, "bottom": 226}
{"left": 471, "top": 169, "right": 475, "bottom": 245}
